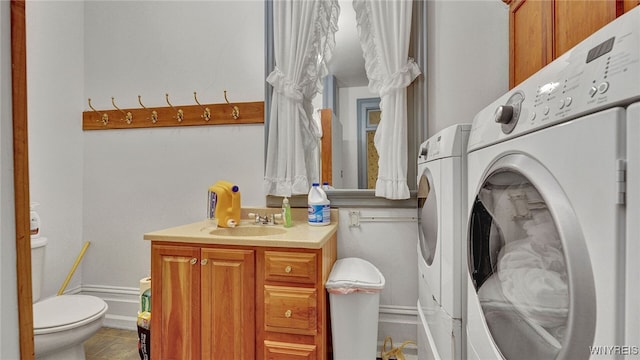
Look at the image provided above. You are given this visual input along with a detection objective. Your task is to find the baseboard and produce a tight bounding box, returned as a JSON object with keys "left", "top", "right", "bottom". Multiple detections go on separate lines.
{"left": 80, "top": 284, "right": 139, "bottom": 331}
{"left": 377, "top": 305, "right": 418, "bottom": 356}
{"left": 78, "top": 284, "right": 420, "bottom": 346}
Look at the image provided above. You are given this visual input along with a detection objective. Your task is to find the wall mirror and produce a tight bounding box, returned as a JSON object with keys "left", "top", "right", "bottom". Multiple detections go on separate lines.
{"left": 357, "top": 97, "right": 381, "bottom": 189}
{"left": 264, "top": 0, "right": 426, "bottom": 207}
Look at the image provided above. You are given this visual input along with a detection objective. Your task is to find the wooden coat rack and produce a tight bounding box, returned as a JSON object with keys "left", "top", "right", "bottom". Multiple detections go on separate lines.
{"left": 83, "top": 91, "right": 264, "bottom": 130}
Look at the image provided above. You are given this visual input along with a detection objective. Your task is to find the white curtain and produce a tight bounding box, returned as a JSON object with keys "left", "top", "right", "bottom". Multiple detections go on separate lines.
{"left": 264, "top": 0, "right": 340, "bottom": 197}
{"left": 353, "top": 0, "right": 421, "bottom": 199}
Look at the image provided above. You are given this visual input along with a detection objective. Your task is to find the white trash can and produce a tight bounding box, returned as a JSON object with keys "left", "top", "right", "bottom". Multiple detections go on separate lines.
{"left": 326, "top": 257, "right": 385, "bottom": 360}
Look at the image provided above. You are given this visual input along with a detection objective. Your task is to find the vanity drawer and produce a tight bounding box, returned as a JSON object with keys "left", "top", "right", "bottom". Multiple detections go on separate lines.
{"left": 264, "top": 340, "right": 317, "bottom": 360}
{"left": 264, "top": 251, "right": 317, "bottom": 284}
{"left": 264, "top": 285, "right": 317, "bottom": 335}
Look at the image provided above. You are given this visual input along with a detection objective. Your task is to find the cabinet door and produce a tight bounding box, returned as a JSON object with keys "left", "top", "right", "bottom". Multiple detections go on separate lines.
{"left": 624, "top": 0, "right": 640, "bottom": 11}
{"left": 151, "top": 244, "right": 201, "bottom": 360}
{"left": 510, "top": 0, "right": 554, "bottom": 87}
{"left": 554, "top": 0, "right": 620, "bottom": 57}
{"left": 201, "top": 248, "right": 255, "bottom": 360}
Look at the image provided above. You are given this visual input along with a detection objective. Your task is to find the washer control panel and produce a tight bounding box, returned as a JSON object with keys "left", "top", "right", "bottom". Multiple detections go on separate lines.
{"left": 418, "top": 124, "right": 471, "bottom": 162}
{"left": 469, "top": 7, "right": 640, "bottom": 151}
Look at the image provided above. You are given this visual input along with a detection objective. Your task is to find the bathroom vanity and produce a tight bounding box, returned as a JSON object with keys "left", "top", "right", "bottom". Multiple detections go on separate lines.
{"left": 144, "top": 209, "right": 337, "bottom": 360}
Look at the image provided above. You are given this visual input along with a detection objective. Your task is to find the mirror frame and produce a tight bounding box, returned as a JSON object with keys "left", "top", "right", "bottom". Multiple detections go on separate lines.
{"left": 264, "top": 0, "right": 425, "bottom": 208}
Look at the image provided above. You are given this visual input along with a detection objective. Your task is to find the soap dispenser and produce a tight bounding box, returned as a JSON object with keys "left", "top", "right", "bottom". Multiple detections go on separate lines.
{"left": 282, "top": 197, "right": 292, "bottom": 228}
{"left": 30, "top": 202, "right": 41, "bottom": 239}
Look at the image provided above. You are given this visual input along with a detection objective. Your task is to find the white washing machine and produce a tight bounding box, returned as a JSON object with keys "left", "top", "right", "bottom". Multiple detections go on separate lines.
{"left": 465, "top": 7, "right": 640, "bottom": 359}
{"left": 626, "top": 105, "right": 640, "bottom": 354}
{"left": 417, "top": 124, "right": 470, "bottom": 360}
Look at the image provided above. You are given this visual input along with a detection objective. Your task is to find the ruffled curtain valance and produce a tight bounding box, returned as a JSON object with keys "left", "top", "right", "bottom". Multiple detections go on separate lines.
{"left": 264, "top": 0, "right": 340, "bottom": 197}
{"left": 354, "top": 0, "right": 421, "bottom": 199}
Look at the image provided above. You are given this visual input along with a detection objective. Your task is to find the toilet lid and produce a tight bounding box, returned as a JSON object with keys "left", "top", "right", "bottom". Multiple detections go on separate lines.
{"left": 34, "top": 295, "right": 108, "bottom": 332}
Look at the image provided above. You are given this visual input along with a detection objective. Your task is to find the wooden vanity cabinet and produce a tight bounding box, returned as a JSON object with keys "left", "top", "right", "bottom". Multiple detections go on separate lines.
{"left": 257, "top": 234, "right": 337, "bottom": 360}
{"left": 150, "top": 243, "right": 255, "bottom": 360}
{"left": 507, "top": 0, "right": 625, "bottom": 88}
{"left": 150, "top": 233, "right": 337, "bottom": 360}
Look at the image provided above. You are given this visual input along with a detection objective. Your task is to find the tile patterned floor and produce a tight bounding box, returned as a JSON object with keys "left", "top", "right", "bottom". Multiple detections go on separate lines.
{"left": 84, "top": 327, "right": 418, "bottom": 360}
{"left": 84, "top": 327, "right": 140, "bottom": 360}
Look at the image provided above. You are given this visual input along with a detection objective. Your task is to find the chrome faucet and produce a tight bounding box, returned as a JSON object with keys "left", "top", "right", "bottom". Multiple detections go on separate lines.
{"left": 247, "top": 212, "right": 279, "bottom": 225}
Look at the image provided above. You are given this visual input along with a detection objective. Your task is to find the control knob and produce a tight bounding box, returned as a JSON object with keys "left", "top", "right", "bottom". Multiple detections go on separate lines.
{"left": 494, "top": 105, "right": 514, "bottom": 125}
{"left": 494, "top": 91, "right": 524, "bottom": 134}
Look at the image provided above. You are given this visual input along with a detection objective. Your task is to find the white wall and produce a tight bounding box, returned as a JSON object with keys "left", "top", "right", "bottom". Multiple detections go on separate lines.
{"left": 336, "top": 208, "right": 419, "bottom": 344}
{"left": 427, "top": 0, "right": 509, "bottom": 135}
{"left": 81, "top": 1, "right": 265, "bottom": 323}
{"left": 27, "top": 0, "right": 85, "bottom": 300}
{"left": 0, "top": 1, "right": 20, "bottom": 358}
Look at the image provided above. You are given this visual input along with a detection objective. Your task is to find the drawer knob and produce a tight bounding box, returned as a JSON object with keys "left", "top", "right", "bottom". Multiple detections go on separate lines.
{"left": 285, "top": 265, "right": 292, "bottom": 273}
{"left": 284, "top": 310, "right": 292, "bottom": 318}
{"left": 190, "top": 258, "right": 198, "bottom": 265}
{"left": 201, "top": 259, "right": 208, "bottom": 265}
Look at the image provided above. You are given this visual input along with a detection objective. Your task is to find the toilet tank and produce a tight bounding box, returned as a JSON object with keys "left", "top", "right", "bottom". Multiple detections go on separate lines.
{"left": 30, "top": 237, "right": 48, "bottom": 303}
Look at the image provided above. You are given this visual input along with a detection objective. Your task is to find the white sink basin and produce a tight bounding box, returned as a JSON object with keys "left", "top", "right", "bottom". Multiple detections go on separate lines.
{"left": 209, "top": 226, "right": 287, "bottom": 237}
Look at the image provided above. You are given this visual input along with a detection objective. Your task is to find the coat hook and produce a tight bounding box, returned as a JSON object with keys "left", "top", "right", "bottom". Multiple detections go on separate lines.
{"left": 138, "top": 95, "right": 158, "bottom": 123}
{"left": 224, "top": 90, "right": 240, "bottom": 120}
{"left": 88, "top": 98, "right": 109, "bottom": 126}
{"left": 193, "top": 91, "right": 211, "bottom": 121}
{"left": 165, "top": 93, "right": 184, "bottom": 122}
{"left": 111, "top": 97, "right": 133, "bottom": 124}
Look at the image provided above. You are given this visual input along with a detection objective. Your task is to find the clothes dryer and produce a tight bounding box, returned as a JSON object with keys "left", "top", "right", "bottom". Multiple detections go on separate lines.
{"left": 465, "top": 8, "right": 640, "bottom": 359}
{"left": 417, "top": 124, "right": 470, "bottom": 360}
{"left": 625, "top": 103, "right": 640, "bottom": 355}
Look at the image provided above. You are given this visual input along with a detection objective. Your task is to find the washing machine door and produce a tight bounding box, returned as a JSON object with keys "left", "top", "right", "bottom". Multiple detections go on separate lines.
{"left": 418, "top": 161, "right": 441, "bottom": 305}
{"left": 418, "top": 164, "right": 438, "bottom": 266}
{"left": 468, "top": 154, "right": 595, "bottom": 360}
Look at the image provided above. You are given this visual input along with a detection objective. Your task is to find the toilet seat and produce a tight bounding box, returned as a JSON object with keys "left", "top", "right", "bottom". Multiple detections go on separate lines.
{"left": 34, "top": 295, "right": 108, "bottom": 335}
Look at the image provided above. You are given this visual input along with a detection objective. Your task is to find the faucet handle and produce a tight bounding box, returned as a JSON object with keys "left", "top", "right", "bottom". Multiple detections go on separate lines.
{"left": 247, "top": 212, "right": 260, "bottom": 223}
{"left": 272, "top": 213, "right": 283, "bottom": 225}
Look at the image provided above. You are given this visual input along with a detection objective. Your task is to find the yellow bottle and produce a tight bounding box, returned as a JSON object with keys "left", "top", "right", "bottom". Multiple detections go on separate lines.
{"left": 208, "top": 181, "right": 241, "bottom": 228}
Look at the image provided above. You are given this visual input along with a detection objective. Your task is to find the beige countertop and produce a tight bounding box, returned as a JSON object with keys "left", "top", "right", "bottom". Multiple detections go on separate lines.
{"left": 143, "top": 208, "right": 338, "bottom": 249}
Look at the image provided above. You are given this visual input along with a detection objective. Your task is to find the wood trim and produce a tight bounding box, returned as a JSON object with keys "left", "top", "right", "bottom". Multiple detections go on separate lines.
{"left": 545, "top": 0, "right": 554, "bottom": 61}
{"left": 82, "top": 100, "right": 264, "bottom": 130}
{"left": 508, "top": 0, "right": 517, "bottom": 88}
{"left": 10, "top": 0, "right": 34, "bottom": 358}
{"left": 320, "top": 109, "right": 332, "bottom": 185}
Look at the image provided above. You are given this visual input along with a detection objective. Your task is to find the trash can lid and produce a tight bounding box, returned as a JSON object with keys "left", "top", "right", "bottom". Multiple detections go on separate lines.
{"left": 326, "top": 257, "right": 385, "bottom": 291}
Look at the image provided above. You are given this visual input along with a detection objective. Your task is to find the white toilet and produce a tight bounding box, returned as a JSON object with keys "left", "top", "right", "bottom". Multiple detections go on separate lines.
{"left": 31, "top": 237, "right": 108, "bottom": 360}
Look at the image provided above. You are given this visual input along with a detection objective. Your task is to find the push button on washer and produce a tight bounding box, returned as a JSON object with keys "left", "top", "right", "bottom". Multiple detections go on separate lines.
{"left": 598, "top": 81, "right": 609, "bottom": 94}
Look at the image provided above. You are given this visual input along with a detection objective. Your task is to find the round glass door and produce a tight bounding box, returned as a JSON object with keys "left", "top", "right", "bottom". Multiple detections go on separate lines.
{"left": 418, "top": 171, "right": 437, "bottom": 265}
{"left": 468, "top": 155, "right": 595, "bottom": 360}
